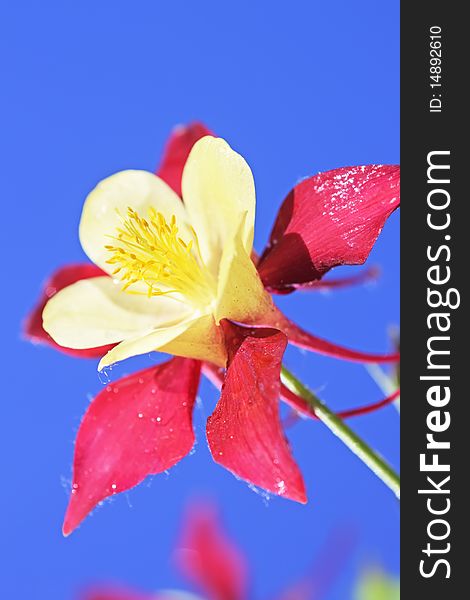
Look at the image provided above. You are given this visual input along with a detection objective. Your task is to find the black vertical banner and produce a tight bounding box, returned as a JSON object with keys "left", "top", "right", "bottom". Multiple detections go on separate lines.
{"left": 401, "top": 3, "right": 465, "bottom": 597}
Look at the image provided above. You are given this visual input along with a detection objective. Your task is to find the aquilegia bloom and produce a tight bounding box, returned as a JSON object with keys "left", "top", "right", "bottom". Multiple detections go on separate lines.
{"left": 80, "top": 503, "right": 357, "bottom": 600}
{"left": 79, "top": 503, "right": 398, "bottom": 600}
{"left": 25, "top": 123, "right": 400, "bottom": 534}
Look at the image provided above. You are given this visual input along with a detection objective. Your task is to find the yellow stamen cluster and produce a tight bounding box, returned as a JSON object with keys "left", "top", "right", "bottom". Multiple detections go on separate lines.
{"left": 105, "top": 207, "right": 215, "bottom": 306}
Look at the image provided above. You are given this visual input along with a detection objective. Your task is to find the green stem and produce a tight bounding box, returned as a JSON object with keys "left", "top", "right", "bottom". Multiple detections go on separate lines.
{"left": 281, "top": 366, "right": 400, "bottom": 499}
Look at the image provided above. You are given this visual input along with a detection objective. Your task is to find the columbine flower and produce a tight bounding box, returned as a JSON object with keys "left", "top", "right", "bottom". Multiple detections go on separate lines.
{"left": 25, "top": 123, "right": 400, "bottom": 534}
{"left": 42, "top": 134, "right": 277, "bottom": 370}
{"left": 80, "top": 503, "right": 357, "bottom": 600}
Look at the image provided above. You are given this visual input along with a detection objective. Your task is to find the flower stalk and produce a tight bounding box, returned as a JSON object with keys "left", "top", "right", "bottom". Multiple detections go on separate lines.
{"left": 280, "top": 366, "right": 400, "bottom": 499}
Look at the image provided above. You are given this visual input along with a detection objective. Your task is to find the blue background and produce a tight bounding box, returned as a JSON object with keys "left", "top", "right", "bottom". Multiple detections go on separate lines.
{"left": 1, "top": 1, "right": 399, "bottom": 598}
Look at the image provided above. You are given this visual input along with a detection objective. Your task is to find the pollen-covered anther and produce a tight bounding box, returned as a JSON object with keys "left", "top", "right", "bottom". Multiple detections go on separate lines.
{"left": 105, "top": 207, "right": 215, "bottom": 305}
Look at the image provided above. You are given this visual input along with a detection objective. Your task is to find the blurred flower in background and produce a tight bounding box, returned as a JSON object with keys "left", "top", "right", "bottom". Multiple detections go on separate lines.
{"left": 78, "top": 502, "right": 398, "bottom": 600}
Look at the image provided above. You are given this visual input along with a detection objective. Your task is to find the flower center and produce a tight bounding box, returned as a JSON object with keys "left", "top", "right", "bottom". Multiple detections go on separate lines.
{"left": 105, "top": 207, "right": 215, "bottom": 307}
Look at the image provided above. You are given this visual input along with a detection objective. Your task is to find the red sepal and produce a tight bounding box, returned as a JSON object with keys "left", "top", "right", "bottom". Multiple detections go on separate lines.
{"left": 157, "top": 122, "right": 213, "bottom": 196}
{"left": 63, "top": 358, "right": 201, "bottom": 535}
{"left": 206, "top": 321, "right": 306, "bottom": 503}
{"left": 269, "top": 266, "right": 380, "bottom": 295}
{"left": 281, "top": 385, "right": 400, "bottom": 422}
{"left": 258, "top": 165, "right": 400, "bottom": 290}
{"left": 176, "top": 504, "right": 248, "bottom": 600}
{"left": 24, "top": 263, "right": 114, "bottom": 358}
{"left": 273, "top": 311, "right": 400, "bottom": 364}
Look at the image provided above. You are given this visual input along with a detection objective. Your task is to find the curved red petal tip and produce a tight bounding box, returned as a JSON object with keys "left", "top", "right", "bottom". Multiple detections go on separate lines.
{"left": 281, "top": 384, "right": 400, "bottom": 422}
{"left": 271, "top": 310, "right": 400, "bottom": 364}
{"left": 206, "top": 321, "right": 307, "bottom": 504}
{"left": 157, "top": 122, "right": 213, "bottom": 196}
{"left": 267, "top": 265, "right": 381, "bottom": 295}
{"left": 258, "top": 165, "right": 400, "bottom": 290}
{"left": 338, "top": 389, "right": 400, "bottom": 419}
{"left": 24, "top": 263, "right": 114, "bottom": 359}
{"left": 63, "top": 358, "right": 201, "bottom": 535}
{"left": 176, "top": 503, "right": 249, "bottom": 600}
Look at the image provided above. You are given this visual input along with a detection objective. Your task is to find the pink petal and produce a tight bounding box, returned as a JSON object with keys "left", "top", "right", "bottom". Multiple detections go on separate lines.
{"left": 206, "top": 321, "right": 306, "bottom": 503}
{"left": 258, "top": 165, "right": 400, "bottom": 290}
{"left": 63, "top": 358, "right": 201, "bottom": 535}
{"left": 80, "top": 586, "right": 153, "bottom": 600}
{"left": 176, "top": 504, "right": 249, "bottom": 600}
{"left": 157, "top": 122, "right": 213, "bottom": 196}
{"left": 23, "top": 263, "right": 114, "bottom": 358}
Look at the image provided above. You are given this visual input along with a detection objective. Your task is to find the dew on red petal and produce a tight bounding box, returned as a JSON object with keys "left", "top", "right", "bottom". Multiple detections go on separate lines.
{"left": 275, "top": 478, "right": 287, "bottom": 495}
{"left": 62, "top": 359, "right": 201, "bottom": 535}
{"left": 206, "top": 321, "right": 307, "bottom": 503}
{"left": 258, "top": 164, "right": 400, "bottom": 289}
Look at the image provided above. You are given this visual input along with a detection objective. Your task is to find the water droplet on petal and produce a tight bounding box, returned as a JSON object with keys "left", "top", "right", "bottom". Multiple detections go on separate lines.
{"left": 275, "top": 478, "right": 286, "bottom": 495}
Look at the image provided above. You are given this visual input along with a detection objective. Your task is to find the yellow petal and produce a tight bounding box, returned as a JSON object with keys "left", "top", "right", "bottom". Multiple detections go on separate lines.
{"left": 98, "top": 313, "right": 225, "bottom": 370}
{"left": 79, "top": 170, "right": 190, "bottom": 274}
{"left": 160, "top": 314, "right": 226, "bottom": 366}
{"left": 215, "top": 220, "right": 275, "bottom": 326}
{"left": 42, "top": 276, "right": 191, "bottom": 349}
{"left": 181, "top": 136, "right": 255, "bottom": 274}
